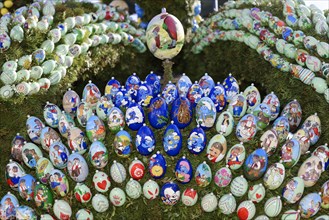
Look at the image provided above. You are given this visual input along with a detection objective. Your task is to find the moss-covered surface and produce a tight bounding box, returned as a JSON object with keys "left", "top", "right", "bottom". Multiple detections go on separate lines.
{"left": 0, "top": 1, "right": 328, "bottom": 219}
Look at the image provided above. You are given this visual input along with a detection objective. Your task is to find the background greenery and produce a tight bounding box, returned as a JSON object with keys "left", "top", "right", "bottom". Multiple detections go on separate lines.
{"left": 0, "top": 1, "right": 328, "bottom": 219}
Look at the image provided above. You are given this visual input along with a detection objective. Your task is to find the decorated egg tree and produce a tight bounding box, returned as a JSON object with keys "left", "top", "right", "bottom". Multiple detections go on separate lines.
{"left": 0, "top": 0, "right": 328, "bottom": 219}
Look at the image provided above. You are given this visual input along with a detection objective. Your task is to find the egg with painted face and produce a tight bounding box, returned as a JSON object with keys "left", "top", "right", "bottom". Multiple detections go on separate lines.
{"left": 161, "top": 81, "right": 179, "bottom": 105}
{"left": 187, "top": 81, "right": 204, "bottom": 107}
{"left": 262, "top": 92, "right": 280, "bottom": 121}
{"left": 222, "top": 74, "right": 239, "bottom": 103}
{"left": 298, "top": 193, "right": 322, "bottom": 218}
{"left": 67, "top": 153, "right": 89, "bottom": 182}
{"left": 282, "top": 177, "right": 304, "bottom": 204}
{"left": 298, "top": 156, "right": 322, "bottom": 187}
{"left": 0, "top": 192, "right": 19, "bottom": 219}
{"left": 226, "top": 143, "right": 245, "bottom": 170}
{"left": 248, "top": 183, "right": 266, "bottom": 203}
{"left": 149, "top": 151, "right": 167, "bottom": 179}
{"left": 114, "top": 86, "right": 130, "bottom": 108}
{"left": 272, "top": 116, "right": 290, "bottom": 142}
{"left": 125, "top": 101, "right": 145, "bottom": 131}
{"left": 263, "top": 162, "right": 285, "bottom": 190}
{"left": 199, "top": 73, "right": 215, "bottom": 97}
{"left": 137, "top": 82, "right": 153, "bottom": 107}
{"left": 148, "top": 95, "right": 169, "bottom": 129}
{"left": 67, "top": 127, "right": 88, "bottom": 154}
{"left": 163, "top": 122, "right": 182, "bottom": 156}
{"left": 125, "top": 73, "right": 141, "bottom": 101}
{"left": 209, "top": 82, "right": 227, "bottom": 112}
{"left": 107, "top": 107, "right": 125, "bottom": 133}
{"left": 34, "top": 183, "right": 53, "bottom": 210}
{"left": 58, "top": 112, "right": 75, "bottom": 138}
{"left": 301, "top": 114, "right": 321, "bottom": 146}
{"left": 175, "top": 156, "right": 193, "bottom": 184}
{"left": 253, "top": 103, "right": 271, "bottom": 130}
{"left": 5, "top": 160, "right": 26, "bottom": 191}
{"left": 171, "top": 97, "right": 193, "bottom": 129}
{"left": 43, "top": 102, "right": 61, "bottom": 128}
{"left": 16, "top": 205, "right": 37, "bottom": 220}
{"left": 181, "top": 188, "right": 198, "bottom": 206}
{"left": 22, "top": 142, "right": 43, "bottom": 169}
{"left": 216, "top": 111, "right": 234, "bottom": 137}
{"left": 206, "top": 134, "right": 227, "bottom": 163}
{"left": 113, "top": 129, "right": 132, "bottom": 158}
{"left": 187, "top": 125, "right": 206, "bottom": 155}
{"left": 260, "top": 129, "right": 279, "bottom": 156}
{"left": 136, "top": 124, "right": 155, "bottom": 156}
{"left": 195, "top": 161, "right": 212, "bottom": 187}
{"left": 145, "top": 72, "right": 161, "bottom": 96}
{"left": 244, "top": 148, "right": 268, "bottom": 181}
{"left": 228, "top": 93, "right": 247, "bottom": 119}
{"left": 281, "top": 138, "right": 301, "bottom": 168}
{"left": 160, "top": 182, "right": 180, "bottom": 205}
{"left": 293, "top": 128, "right": 311, "bottom": 155}
{"left": 143, "top": 179, "right": 159, "bottom": 200}
{"left": 218, "top": 193, "right": 236, "bottom": 215}
{"left": 40, "top": 127, "right": 61, "bottom": 152}
{"left": 35, "top": 157, "right": 54, "bottom": 184}
{"left": 82, "top": 81, "right": 101, "bottom": 110}
{"left": 86, "top": 115, "right": 106, "bottom": 142}
{"left": 89, "top": 141, "right": 108, "bottom": 169}
{"left": 196, "top": 97, "right": 216, "bottom": 129}
{"left": 321, "top": 180, "right": 329, "bottom": 209}
{"left": 236, "top": 114, "right": 258, "bottom": 142}
{"left": 104, "top": 77, "right": 120, "bottom": 100}
{"left": 176, "top": 73, "right": 192, "bottom": 97}
{"left": 312, "top": 144, "right": 329, "bottom": 171}
{"left": 96, "top": 96, "right": 114, "bottom": 121}
{"left": 18, "top": 174, "right": 36, "bottom": 201}
{"left": 76, "top": 100, "right": 92, "bottom": 127}
{"left": 26, "top": 116, "right": 45, "bottom": 144}
{"left": 281, "top": 100, "right": 302, "bottom": 132}
{"left": 244, "top": 84, "right": 261, "bottom": 113}
{"left": 11, "top": 134, "right": 25, "bottom": 163}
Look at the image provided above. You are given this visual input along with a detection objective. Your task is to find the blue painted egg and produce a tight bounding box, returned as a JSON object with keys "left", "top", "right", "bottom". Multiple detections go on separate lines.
{"left": 281, "top": 100, "right": 302, "bottom": 132}
{"left": 67, "top": 153, "right": 89, "bottom": 182}
{"left": 63, "top": 88, "right": 80, "bottom": 117}
{"left": 187, "top": 81, "right": 204, "bottom": 107}
{"left": 244, "top": 84, "right": 261, "bottom": 113}
{"left": 281, "top": 138, "right": 301, "bottom": 168}
{"left": 196, "top": 97, "right": 216, "bottom": 129}
{"left": 137, "top": 82, "right": 153, "bottom": 107}
{"left": 136, "top": 124, "right": 156, "bottom": 156}
{"left": 49, "top": 142, "right": 70, "bottom": 169}
{"left": 253, "top": 103, "right": 271, "bottom": 130}
{"left": 86, "top": 115, "right": 106, "bottom": 142}
{"left": 195, "top": 161, "right": 212, "bottom": 187}
{"left": 114, "top": 86, "right": 130, "bottom": 108}
{"left": 298, "top": 193, "right": 322, "bottom": 218}
{"left": 76, "top": 100, "right": 92, "bottom": 127}
{"left": 243, "top": 148, "right": 268, "bottom": 181}
{"left": 114, "top": 129, "right": 132, "bottom": 158}
{"left": 187, "top": 125, "right": 207, "bottom": 155}
{"left": 149, "top": 151, "right": 167, "bottom": 179}
{"left": 82, "top": 81, "right": 101, "bottom": 110}
{"left": 199, "top": 73, "right": 215, "bottom": 97}
{"left": 107, "top": 107, "right": 125, "bottom": 133}
{"left": 162, "top": 81, "right": 179, "bottom": 105}
{"left": 222, "top": 74, "right": 239, "bottom": 102}
{"left": 209, "top": 82, "right": 227, "bottom": 112}
{"left": 171, "top": 97, "right": 193, "bottom": 129}
{"left": 16, "top": 205, "right": 37, "bottom": 220}
{"left": 145, "top": 71, "right": 161, "bottom": 96}
{"left": 177, "top": 73, "right": 192, "bottom": 97}
{"left": 282, "top": 26, "right": 294, "bottom": 41}
{"left": 26, "top": 116, "right": 45, "bottom": 144}
{"left": 104, "top": 77, "right": 120, "bottom": 100}
{"left": 160, "top": 182, "right": 180, "bottom": 205}
{"left": 125, "top": 100, "right": 145, "bottom": 131}
{"left": 272, "top": 116, "right": 290, "bottom": 143}
{"left": 235, "top": 114, "right": 258, "bottom": 142}
{"left": 148, "top": 96, "right": 169, "bottom": 129}
{"left": 0, "top": 192, "right": 19, "bottom": 219}
{"left": 96, "top": 96, "right": 114, "bottom": 121}
{"left": 125, "top": 73, "right": 141, "bottom": 101}
{"left": 18, "top": 174, "right": 36, "bottom": 201}
{"left": 43, "top": 102, "right": 62, "bottom": 128}
{"left": 262, "top": 92, "right": 280, "bottom": 121}
{"left": 175, "top": 156, "right": 193, "bottom": 184}
{"left": 228, "top": 93, "right": 247, "bottom": 119}
{"left": 163, "top": 122, "right": 182, "bottom": 156}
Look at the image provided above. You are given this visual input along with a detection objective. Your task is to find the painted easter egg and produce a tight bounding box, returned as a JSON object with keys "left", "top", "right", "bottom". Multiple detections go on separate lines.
{"left": 187, "top": 81, "right": 204, "bottom": 107}
{"left": 298, "top": 193, "right": 322, "bottom": 218}
{"left": 237, "top": 200, "right": 256, "bottom": 220}
{"left": 93, "top": 170, "right": 111, "bottom": 193}
{"left": 149, "top": 151, "right": 167, "bottom": 179}
{"left": 171, "top": 97, "right": 193, "bottom": 129}
{"left": 18, "top": 174, "right": 36, "bottom": 201}
{"left": 244, "top": 148, "right": 268, "bottom": 181}
{"left": 148, "top": 95, "right": 169, "bottom": 129}
{"left": 226, "top": 143, "right": 246, "bottom": 170}
{"left": 293, "top": 128, "right": 311, "bottom": 155}
{"left": 244, "top": 84, "right": 261, "bottom": 113}
{"left": 125, "top": 100, "right": 145, "bottom": 131}
{"left": 196, "top": 97, "right": 216, "bottom": 129}
{"left": 125, "top": 73, "right": 141, "bottom": 101}
{"left": 128, "top": 158, "right": 145, "bottom": 181}
{"left": 5, "top": 160, "right": 26, "bottom": 191}
{"left": 86, "top": 115, "right": 106, "bottom": 142}
{"left": 181, "top": 188, "right": 198, "bottom": 206}
{"left": 264, "top": 196, "right": 282, "bottom": 217}
{"left": 40, "top": 127, "right": 61, "bottom": 152}
{"left": 53, "top": 200, "right": 71, "bottom": 219}
{"left": 11, "top": 134, "right": 25, "bottom": 163}
{"left": 209, "top": 82, "right": 227, "bottom": 112}
{"left": 105, "top": 77, "right": 120, "bottom": 100}
{"left": 82, "top": 81, "right": 101, "bottom": 110}
{"left": 16, "top": 206, "right": 37, "bottom": 220}
{"left": 145, "top": 71, "right": 161, "bottom": 96}
{"left": 218, "top": 193, "right": 236, "bottom": 215}
{"left": 263, "top": 163, "right": 285, "bottom": 190}
{"left": 201, "top": 193, "right": 218, "bottom": 212}
{"left": 0, "top": 31, "right": 11, "bottom": 52}
{"left": 110, "top": 161, "right": 127, "bottom": 183}
{"left": 163, "top": 122, "right": 182, "bottom": 156}
{"left": 187, "top": 125, "right": 206, "bottom": 155}
{"left": 282, "top": 177, "right": 305, "bottom": 204}
{"left": 176, "top": 73, "right": 192, "bottom": 97}
{"left": 76, "top": 209, "right": 93, "bottom": 220}
{"left": 175, "top": 156, "right": 193, "bottom": 184}
{"left": 67, "top": 127, "right": 88, "bottom": 154}
{"left": 74, "top": 183, "right": 92, "bottom": 203}
{"left": 160, "top": 182, "right": 180, "bottom": 206}
{"left": 306, "top": 56, "right": 322, "bottom": 72}
{"left": 216, "top": 111, "right": 234, "bottom": 137}
{"left": 89, "top": 141, "right": 108, "bottom": 169}
{"left": 248, "top": 183, "right": 266, "bottom": 203}
{"left": 58, "top": 112, "right": 75, "bottom": 139}
{"left": 223, "top": 74, "right": 239, "bottom": 102}
{"left": 321, "top": 180, "right": 329, "bottom": 209}
{"left": 316, "top": 42, "right": 329, "bottom": 58}
{"left": 96, "top": 96, "right": 113, "bottom": 121}
{"left": 36, "top": 158, "right": 54, "bottom": 184}
{"left": 34, "top": 183, "right": 53, "bottom": 210}
{"left": 136, "top": 124, "right": 155, "bottom": 156}
{"left": 26, "top": 116, "right": 45, "bottom": 144}
{"left": 298, "top": 156, "right": 322, "bottom": 187}
{"left": 253, "top": 103, "right": 271, "bottom": 130}
{"left": 311, "top": 77, "right": 328, "bottom": 94}
{"left": 49, "top": 169, "right": 69, "bottom": 197}
{"left": 114, "top": 86, "right": 130, "bottom": 108}
{"left": 281, "top": 100, "right": 302, "bottom": 132}
{"left": 260, "top": 129, "right": 279, "bottom": 156}
{"left": 67, "top": 153, "right": 89, "bottom": 182}
{"left": 206, "top": 134, "right": 227, "bottom": 163}
{"left": 228, "top": 93, "right": 247, "bottom": 119}
{"left": 281, "top": 210, "right": 301, "bottom": 220}
{"left": 214, "top": 166, "right": 232, "bottom": 187}
{"left": 230, "top": 175, "right": 248, "bottom": 197}
{"left": 0, "top": 192, "right": 19, "bottom": 219}
{"left": 312, "top": 144, "right": 329, "bottom": 171}
{"left": 126, "top": 178, "right": 142, "bottom": 199}
{"left": 161, "top": 81, "right": 178, "bottom": 105}
{"left": 107, "top": 107, "right": 125, "bottom": 133}
{"left": 272, "top": 116, "right": 290, "bottom": 143}
{"left": 301, "top": 113, "right": 321, "bottom": 146}
{"left": 137, "top": 82, "right": 153, "bottom": 107}
{"left": 21, "top": 142, "right": 43, "bottom": 169}
{"left": 199, "top": 73, "right": 215, "bottom": 97}
{"left": 143, "top": 179, "right": 159, "bottom": 200}
{"left": 236, "top": 114, "right": 258, "bottom": 142}
{"left": 281, "top": 138, "right": 301, "bottom": 168}
{"left": 113, "top": 129, "right": 132, "bottom": 158}
{"left": 43, "top": 102, "right": 61, "bottom": 128}
{"left": 92, "top": 194, "right": 109, "bottom": 213}
{"left": 195, "top": 161, "right": 212, "bottom": 187}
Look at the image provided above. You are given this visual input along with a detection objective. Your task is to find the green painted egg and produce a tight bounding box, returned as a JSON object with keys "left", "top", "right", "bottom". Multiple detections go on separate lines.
{"left": 264, "top": 196, "right": 282, "bottom": 217}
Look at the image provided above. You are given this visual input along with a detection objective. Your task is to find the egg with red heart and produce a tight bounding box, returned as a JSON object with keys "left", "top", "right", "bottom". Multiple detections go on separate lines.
{"left": 93, "top": 170, "right": 111, "bottom": 193}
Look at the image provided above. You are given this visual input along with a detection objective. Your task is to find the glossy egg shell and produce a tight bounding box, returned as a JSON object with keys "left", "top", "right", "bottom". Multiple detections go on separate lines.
{"left": 263, "top": 163, "right": 285, "bottom": 190}
{"left": 163, "top": 123, "right": 182, "bottom": 156}
{"left": 298, "top": 193, "right": 322, "bottom": 218}
{"left": 171, "top": 97, "right": 193, "bottom": 129}
{"left": 49, "top": 169, "right": 69, "bottom": 197}
{"left": 181, "top": 188, "right": 198, "bottom": 206}
{"left": 143, "top": 179, "right": 159, "bottom": 200}
{"left": 177, "top": 74, "right": 192, "bottom": 97}
{"left": 113, "top": 130, "right": 132, "bottom": 158}
{"left": 145, "top": 72, "right": 161, "bottom": 96}
{"left": 206, "top": 134, "right": 227, "bottom": 163}
{"left": 104, "top": 77, "right": 120, "bottom": 99}
{"left": 248, "top": 184, "right": 266, "bottom": 203}
{"left": 86, "top": 115, "right": 106, "bottom": 141}
{"left": 175, "top": 157, "right": 193, "bottom": 184}
{"left": 187, "top": 126, "right": 206, "bottom": 155}
{"left": 222, "top": 74, "right": 239, "bottom": 102}
{"left": 107, "top": 107, "right": 125, "bottom": 133}
{"left": 216, "top": 111, "right": 234, "bottom": 137}
{"left": 297, "top": 156, "right": 322, "bottom": 187}
{"left": 43, "top": 102, "right": 62, "bottom": 128}
{"left": 67, "top": 127, "right": 88, "bottom": 154}
{"left": 214, "top": 167, "right": 232, "bottom": 187}
{"left": 18, "top": 174, "right": 36, "bottom": 201}
{"left": 209, "top": 83, "right": 227, "bottom": 112}
{"left": 26, "top": 116, "right": 45, "bottom": 144}
{"left": 21, "top": 142, "right": 43, "bottom": 169}
{"left": 160, "top": 182, "right": 180, "bottom": 206}
{"left": 195, "top": 162, "right": 212, "bottom": 187}
{"left": 301, "top": 114, "right": 321, "bottom": 146}
{"left": 0, "top": 193, "right": 19, "bottom": 218}
{"left": 125, "top": 179, "right": 142, "bottom": 199}
{"left": 262, "top": 92, "right": 280, "bottom": 121}
{"left": 148, "top": 96, "right": 169, "bottom": 129}
{"left": 129, "top": 159, "right": 145, "bottom": 181}
{"left": 281, "top": 138, "right": 301, "bottom": 168}
{"left": 82, "top": 82, "right": 101, "bottom": 110}
{"left": 235, "top": 114, "right": 258, "bottom": 142}
{"left": 88, "top": 141, "right": 108, "bottom": 169}
{"left": 253, "top": 103, "right": 271, "bottom": 130}
{"left": 136, "top": 124, "right": 155, "bottom": 156}
{"left": 187, "top": 82, "right": 204, "bottom": 107}
{"left": 195, "top": 97, "right": 216, "bottom": 129}
{"left": 228, "top": 93, "right": 247, "bottom": 119}
{"left": 125, "top": 101, "right": 145, "bottom": 131}
{"left": 260, "top": 129, "right": 279, "bottom": 156}
{"left": 243, "top": 148, "right": 268, "bottom": 181}
{"left": 282, "top": 177, "right": 304, "bottom": 204}
{"left": 93, "top": 171, "right": 111, "bottom": 193}
{"left": 67, "top": 153, "right": 89, "bottom": 182}
{"left": 76, "top": 101, "right": 92, "bottom": 127}
{"left": 161, "top": 82, "right": 178, "bottom": 105}
{"left": 244, "top": 84, "right": 261, "bottom": 113}
{"left": 226, "top": 143, "right": 246, "bottom": 170}
{"left": 280, "top": 100, "right": 302, "bottom": 132}
{"left": 149, "top": 152, "right": 167, "bottom": 179}
{"left": 5, "top": 160, "right": 26, "bottom": 191}
{"left": 272, "top": 116, "right": 290, "bottom": 142}
{"left": 312, "top": 144, "right": 329, "bottom": 171}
